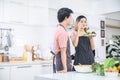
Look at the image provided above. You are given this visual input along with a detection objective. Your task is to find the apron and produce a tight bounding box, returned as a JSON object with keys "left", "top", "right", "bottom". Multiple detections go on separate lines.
{"left": 74, "top": 36, "right": 94, "bottom": 65}
{"left": 53, "top": 25, "right": 72, "bottom": 73}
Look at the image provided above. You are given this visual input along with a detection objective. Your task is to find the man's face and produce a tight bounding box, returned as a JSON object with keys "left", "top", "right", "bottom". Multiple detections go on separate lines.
{"left": 66, "top": 14, "right": 73, "bottom": 26}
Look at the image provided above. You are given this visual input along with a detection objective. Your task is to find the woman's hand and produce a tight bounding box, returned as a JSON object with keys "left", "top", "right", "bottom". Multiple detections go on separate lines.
{"left": 77, "top": 24, "right": 83, "bottom": 36}
{"left": 89, "top": 35, "right": 93, "bottom": 39}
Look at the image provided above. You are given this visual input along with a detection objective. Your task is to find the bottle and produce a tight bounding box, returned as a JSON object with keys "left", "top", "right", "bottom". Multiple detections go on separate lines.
{"left": 23, "top": 44, "right": 29, "bottom": 62}
{"left": 23, "top": 44, "right": 32, "bottom": 62}
{"left": 0, "top": 53, "right": 2, "bottom": 62}
{"left": 2, "top": 52, "right": 9, "bottom": 62}
{"left": 26, "top": 51, "right": 32, "bottom": 62}
{"left": 23, "top": 52, "right": 27, "bottom": 61}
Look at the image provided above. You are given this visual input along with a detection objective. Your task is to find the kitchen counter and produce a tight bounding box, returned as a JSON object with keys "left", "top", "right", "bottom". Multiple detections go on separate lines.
{"left": 34, "top": 72, "right": 120, "bottom": 80}
{"left": 0, "top": 60, "right": 52, "bottom": 67}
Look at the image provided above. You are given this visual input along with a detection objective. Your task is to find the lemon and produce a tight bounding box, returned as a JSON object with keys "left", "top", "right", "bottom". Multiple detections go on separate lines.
{"left": 117, "top": 65, "right": 120, "bottom": 70}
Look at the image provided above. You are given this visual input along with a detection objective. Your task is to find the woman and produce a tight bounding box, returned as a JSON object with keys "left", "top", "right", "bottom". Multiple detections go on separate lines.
{"left": 70, "top": 15, "right": 95, "bottom": 65}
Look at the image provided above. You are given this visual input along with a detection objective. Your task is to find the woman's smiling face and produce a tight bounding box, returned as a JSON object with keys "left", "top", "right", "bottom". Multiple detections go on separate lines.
{"left": 78, "top": 18, "right": 87, "bottom": 29}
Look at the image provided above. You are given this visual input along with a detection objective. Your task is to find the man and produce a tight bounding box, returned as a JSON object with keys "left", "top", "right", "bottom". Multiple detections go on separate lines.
{"left": 53, "top": 8, "right": 73, "bottom": 73}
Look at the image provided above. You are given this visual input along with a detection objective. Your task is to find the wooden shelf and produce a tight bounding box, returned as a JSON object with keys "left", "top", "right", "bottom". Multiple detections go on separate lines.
{"left": 106, "top": 24, "right": 120, "bottom": 29}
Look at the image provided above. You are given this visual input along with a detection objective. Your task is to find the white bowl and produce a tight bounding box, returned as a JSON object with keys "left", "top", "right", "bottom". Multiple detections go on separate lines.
{"left": 74, "top": 65, "right": 92, "bottom": 73}
{"left": 105, "top": 72, "right": 118, "bottom": 77}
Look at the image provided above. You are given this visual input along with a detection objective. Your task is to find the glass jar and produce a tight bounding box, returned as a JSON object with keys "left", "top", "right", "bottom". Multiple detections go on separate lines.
{"left": 2, "top": 53, "right": 9, "bottom": 62}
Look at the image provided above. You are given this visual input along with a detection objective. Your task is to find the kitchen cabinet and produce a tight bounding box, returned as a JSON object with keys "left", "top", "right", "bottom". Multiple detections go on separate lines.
{"left": 0, "top": 0, "right": 4, "bottom": 22}
{"left": 8, "top": 0, "right": 28, "bottom": 5}
{"left": 48, "top": 8, "right": 58, "bottom": 26}
{"left": 11, "top": 65, "right": 42, "bottom": 80}
{"left": 28, "top": 0, "right": 48, "bottom": 7}
{"left": 0, "top": 61, "right": 53, "bottom": 80}
{"left": 3, "top": 0, "right": 28, "bottom": 24}
{"left": 28, "top": 6, "right": 48, "bottom": 26}
{"left": 41, "top": 64, "right": 53, "bottom": 74}
{"left": 27, "top": 0, "right": 48, "bottom": 26}
{"left": 0, "top": 66, "right": 10, "bottom": 80}
{"left": 2, "top": 0, "right": 48, "bottom": 26}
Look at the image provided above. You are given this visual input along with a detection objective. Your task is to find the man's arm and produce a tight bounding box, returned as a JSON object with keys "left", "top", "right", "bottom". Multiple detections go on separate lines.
{"left": 58, "top": 47, "right": 67, "bottom": 73}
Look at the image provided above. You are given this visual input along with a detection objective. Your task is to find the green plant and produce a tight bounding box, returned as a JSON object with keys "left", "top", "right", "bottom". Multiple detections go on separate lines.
{"left": 106, "top": 36, "right": 120, "bottom": 58}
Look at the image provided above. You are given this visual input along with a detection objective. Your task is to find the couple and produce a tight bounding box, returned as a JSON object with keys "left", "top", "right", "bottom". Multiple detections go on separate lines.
{"left": 53, "top": 8, "right": 95, "bottom": 73}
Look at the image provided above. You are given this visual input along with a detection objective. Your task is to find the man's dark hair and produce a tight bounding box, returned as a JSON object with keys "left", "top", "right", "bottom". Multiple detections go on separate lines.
{"left": 57, "top": 8, "right": 73, "bottom": 23}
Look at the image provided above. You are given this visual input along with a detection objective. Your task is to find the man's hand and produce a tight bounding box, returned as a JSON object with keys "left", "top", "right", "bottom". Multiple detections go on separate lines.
{"left": 58, "top": 68, "right": 67, "bottom": 73}
{"left": 59, "top": 48, "right": 67, "bottom": 73}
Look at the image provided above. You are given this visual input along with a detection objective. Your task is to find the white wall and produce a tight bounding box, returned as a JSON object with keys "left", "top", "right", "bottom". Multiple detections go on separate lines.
{"left": 93, "top": 0, "right": 120, "bottom": 14}
{"left": 49, "top": 0, "right": 96, "bottom": 14}
{"left": 49, "top": 0, "right": 120, "bottom": 15}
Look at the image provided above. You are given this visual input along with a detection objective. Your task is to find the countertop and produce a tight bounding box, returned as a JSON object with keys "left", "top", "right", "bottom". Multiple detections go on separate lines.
{"left": 34, "top": 72, "right": 120, "bottom": 80}
{"left": 0, "top": 60, "right": 53, "bottom": 67}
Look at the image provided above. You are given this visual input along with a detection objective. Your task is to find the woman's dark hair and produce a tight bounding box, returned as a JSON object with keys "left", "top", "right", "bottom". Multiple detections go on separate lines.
{"left": 76, "top": 15, "right": 87, "bottom": 22}
{"left": 57, "top": 8, "right": 73, "bottom": 22}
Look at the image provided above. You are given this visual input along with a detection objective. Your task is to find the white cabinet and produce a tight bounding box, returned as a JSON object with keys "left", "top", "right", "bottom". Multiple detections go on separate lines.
{"left": 11, "top": 65, "right": 42, "bottom": 80}
{"left": 28, "top": 6, "right": 48, "bottom": 26}
{"left": 3, "top": 0, "right": 28, "bottom": 24}
{"left": 0, "top": 0, "right": 4, "bottom": 22}
{"left": 48, "top": 9, "right": 58, "bottom": 26}
{"left": 0, "top": 66, "right": 10, "bottom": 80}
{"left": 28, "top": 0, "right": 48, "bottom": 7}
{"left": 41, "top": 64, "right": 53, "bottom": 74}
{"left": 28, "top": 0, "right": 48, "bottom": 26}
{"left": 0, "top": 62, "right": 53, "bottom": 80}
{"left": 2, "top": 0, "right": 48, "bottom": 26}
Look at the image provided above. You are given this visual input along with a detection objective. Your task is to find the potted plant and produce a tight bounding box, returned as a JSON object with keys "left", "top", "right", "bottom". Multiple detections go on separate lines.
{"left": 106, "top": 36, "right": 120, "bottom": 58}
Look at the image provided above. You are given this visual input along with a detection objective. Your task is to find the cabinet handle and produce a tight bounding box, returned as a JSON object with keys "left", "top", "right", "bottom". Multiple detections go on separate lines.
{"left": 0, "top": 67, "right": 4, "bottom": 69}
{"left": 17, "top": 66, "right": 32, "bottom": 68}
{"left": 10, "top": 21, "right": 24, "bottom": 24}
{"left": 42, "top": 65, "right": 52, "bottom": 67}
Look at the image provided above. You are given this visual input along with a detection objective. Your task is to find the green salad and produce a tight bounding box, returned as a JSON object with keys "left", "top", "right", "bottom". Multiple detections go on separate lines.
{"left": 83, "top": 32, "right": 96, "bottom": 37}
{"left": 104, "top": 58, "right": 115, "bottom": 68}
{"left": 83, "top": 32, "right": 91, "bottom": 36}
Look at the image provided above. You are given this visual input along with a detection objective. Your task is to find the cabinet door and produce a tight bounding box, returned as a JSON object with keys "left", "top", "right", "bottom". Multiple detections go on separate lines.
{"left": 28, "top": 6, "right": 48, "bottom": 26}
{"left": 28, "top": 0, "right": 48, "bottom": 7}
{"left": 28, "top": 0, "right": 48, "bottom": 26}
{"left": 41, "top": 64, "right": 53, "bottom": 74}
{"left": 3, "top": 0, "right": 28, "bottom": 24}
{"left": 0, "top": 67, "right": 10, "bottom": 80}
{"left": 11, "top": 65, "right": 41, "bottom": 80}
{"left": 0, "top": 0, "right": 4, "bottom": 22}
